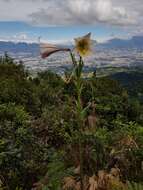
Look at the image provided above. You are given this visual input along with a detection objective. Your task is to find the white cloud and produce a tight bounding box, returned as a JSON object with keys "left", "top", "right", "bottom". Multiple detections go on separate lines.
{"left": 95, "top": 0, "right": 135, "bottom": 25}
{"left": 0, "top": 33, "right": 37, "bottom": 43}
{"left": 0, "top": 0, "right": 141, "bottom": 29}
{"left": 28, "top": 0, "right": 135, "bottom": 26}
{"left": 13, "top": 34, "right": 28, "bottom": 41}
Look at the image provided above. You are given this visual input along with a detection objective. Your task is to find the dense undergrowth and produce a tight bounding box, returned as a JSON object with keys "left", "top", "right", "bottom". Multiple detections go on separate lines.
{"left": 0, "top": 54, "right": 143, "bottom": 190}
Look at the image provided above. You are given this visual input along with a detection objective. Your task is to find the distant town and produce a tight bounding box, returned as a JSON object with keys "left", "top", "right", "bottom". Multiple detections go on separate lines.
{"left": 1, "top": 35, "right": 143, "bottom": 76}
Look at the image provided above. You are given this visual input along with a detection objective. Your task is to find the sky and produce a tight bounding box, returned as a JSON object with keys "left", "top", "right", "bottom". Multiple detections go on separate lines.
{"left": 0, "top": 0, "right": 142, "bottom": 43}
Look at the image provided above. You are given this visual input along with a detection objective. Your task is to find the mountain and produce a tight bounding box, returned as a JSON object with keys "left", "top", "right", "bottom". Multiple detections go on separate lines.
{"left": 0, "top": 36, "right": 143, "bottom": 55}
{"left": 0, "top": 41, "right": 74, "bottom": 55}
{"left": 0, "top": 41, "right": 39, "bottom": 54}
{"left": 97, "top": 36, "right": 143, "bottom": 49}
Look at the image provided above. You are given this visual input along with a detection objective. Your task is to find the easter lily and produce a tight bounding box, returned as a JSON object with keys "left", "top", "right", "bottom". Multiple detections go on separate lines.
{"left": 40, "top": 43, "right": 71, "bottom": 59}
{"left": 74, "top": 32, "right": 92, "bottom": 57}
{"left": 40, "top": 33, "right": 94, "bottom": 190}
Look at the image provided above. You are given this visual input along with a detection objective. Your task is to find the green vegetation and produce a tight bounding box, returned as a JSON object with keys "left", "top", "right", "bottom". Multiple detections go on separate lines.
{"left": 111, "top": 71, "right": 143, "bottom": 103}
{"left": 0, "top": 54, "right": 143, "bottom": 190}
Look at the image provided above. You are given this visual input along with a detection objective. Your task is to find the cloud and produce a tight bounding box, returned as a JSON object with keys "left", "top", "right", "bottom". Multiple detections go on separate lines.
{"left": 0, "top": 0, "right": 142, "bottom": 30}
{"left": 28, "top": 0, "right": 136, "bottom": 26}
{"left": 95, "top": 0, "right": 136, "bottom": 25}
{"left": 13, "top": 33, "right": 28, "bottom": 41}
{"left": 0, "top": 33, "right": 37, "bottom": 43}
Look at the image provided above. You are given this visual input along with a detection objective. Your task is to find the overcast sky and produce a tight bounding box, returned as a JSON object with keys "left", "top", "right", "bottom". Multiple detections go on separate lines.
{"left": 0, "top": 0, "right": 142, "bottom": 43}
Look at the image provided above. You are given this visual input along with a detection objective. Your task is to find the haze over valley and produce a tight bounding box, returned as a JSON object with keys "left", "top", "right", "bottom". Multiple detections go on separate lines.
{"left": 0, "top": 35, "right": 143, "bottom": 75}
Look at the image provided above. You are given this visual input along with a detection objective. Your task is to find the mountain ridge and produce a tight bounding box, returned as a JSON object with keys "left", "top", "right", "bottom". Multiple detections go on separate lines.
{"left": 0, "top": 35, "right": 143, "bottom": 54}
{"left": 97, "top": 36, "right": 143, "bottom": 49}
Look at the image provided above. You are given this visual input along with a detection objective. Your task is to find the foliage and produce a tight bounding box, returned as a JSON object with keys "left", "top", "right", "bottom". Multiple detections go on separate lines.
{"left": 126, "top": 181, "right": 143, "bottom": 190}
{"left": 33, "top": 150, "right": 74, "bottom": 190}
{"left": 0, "top": 54, "right": 143, "bottom": 189}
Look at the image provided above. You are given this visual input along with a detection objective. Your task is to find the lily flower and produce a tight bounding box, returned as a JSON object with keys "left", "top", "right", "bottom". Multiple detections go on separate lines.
{"left": 74, "top": 33, "right": 92, "bottom": 57}
{"left": 40, "top": 43, "right": 71, "bottom": 59}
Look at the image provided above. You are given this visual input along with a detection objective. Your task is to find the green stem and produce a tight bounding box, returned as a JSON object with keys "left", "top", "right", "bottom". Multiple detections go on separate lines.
{"left": 76, "top": 80, "right": 84, "bottom": 190}
{"left": 76, "top": 61, "right": 84, "bottom": 190}
{"left": 79, "top": 135, "right": 84, "bottom": 190}
{"left": 70, "top": 53, "right": 85, "bottom": 190}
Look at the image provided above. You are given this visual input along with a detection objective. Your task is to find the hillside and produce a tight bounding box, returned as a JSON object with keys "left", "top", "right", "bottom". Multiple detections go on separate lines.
{"left": 0, "top": 55, "right": 143, "bottom": 189}
{"left": 110, "top": 71, "right": 143, "bottom": 101}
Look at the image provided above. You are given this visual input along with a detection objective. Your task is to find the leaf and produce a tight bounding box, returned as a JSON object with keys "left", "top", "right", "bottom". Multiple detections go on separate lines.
{"left": 80, "top": 102, "right": 92, "bottom": 119}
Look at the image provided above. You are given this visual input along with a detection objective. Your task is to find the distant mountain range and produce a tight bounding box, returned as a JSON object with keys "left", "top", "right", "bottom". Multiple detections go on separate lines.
{"left": 97, "top": 36, "right": 143, "bottom": 49}
{"left": 0, "top": 35, "right": 143, "bottom": 55}
{"left": 0, "top": 41, "right": 39, "bottom": 54}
